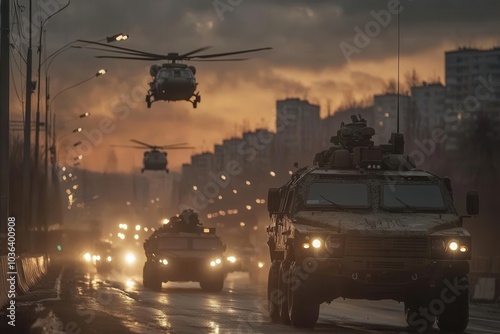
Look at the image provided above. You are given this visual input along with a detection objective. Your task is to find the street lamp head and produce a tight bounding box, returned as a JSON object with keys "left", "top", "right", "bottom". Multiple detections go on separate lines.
{"left": 72, "top": 127, "right": 83, "bottom": 133}
{"left": 79, "top": 112, "right": 90, "bottom": 118}
{"left": 73, "top": 141, "right": 82, "bottom": 147}
{"left": 106, "top": 33, "right": 129, "bottom": 43}
{"left": 96, "top": 69, "right": 107, "bottom": 76}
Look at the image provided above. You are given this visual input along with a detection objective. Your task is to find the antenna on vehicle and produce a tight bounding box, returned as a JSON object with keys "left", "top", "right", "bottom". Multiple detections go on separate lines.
{"left": 396, "top": 2, "right": 401, "bottom": 134}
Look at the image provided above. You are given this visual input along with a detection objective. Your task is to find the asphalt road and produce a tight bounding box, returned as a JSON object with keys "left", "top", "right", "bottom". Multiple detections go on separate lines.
{"left": 3, "top": 262, "right": 500, "bottom": 334}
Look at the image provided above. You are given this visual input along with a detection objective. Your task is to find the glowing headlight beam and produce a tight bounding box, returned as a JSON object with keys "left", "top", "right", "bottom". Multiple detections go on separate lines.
{"left": 312, "top": 239, "right": 322, "bottom": 249}
{"left": 83, "top": 253, "right": 91, "bottom": 262}
{"left": 448, "top": 241, "right": 459, "bottom": 251}
{"left": 125, "top": 253, "right": 136, "bottom": 264}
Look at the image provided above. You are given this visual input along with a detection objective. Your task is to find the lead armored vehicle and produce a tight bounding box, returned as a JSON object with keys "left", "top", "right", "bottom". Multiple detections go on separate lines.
{"left": 143, "top": 210, "right": 226, "bottom": 292}
{"left": 266, "top": 115, "right": 479, "bottom": 331}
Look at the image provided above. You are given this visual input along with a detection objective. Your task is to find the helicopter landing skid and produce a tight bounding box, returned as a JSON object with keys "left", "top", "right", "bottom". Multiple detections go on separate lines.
{"left": 146, "top": 94, "right": 154, "bottom": 108}
{"left": 189, "top": 93, "right": 201, "bottom": 108}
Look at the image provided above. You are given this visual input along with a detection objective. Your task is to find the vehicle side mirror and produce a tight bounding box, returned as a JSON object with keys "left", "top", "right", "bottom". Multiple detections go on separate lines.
{"left": 466, "top": 191, "right": 479, "bottom": 215}
{"left": 268, "top": 188, "right": 281, "bottom": 214}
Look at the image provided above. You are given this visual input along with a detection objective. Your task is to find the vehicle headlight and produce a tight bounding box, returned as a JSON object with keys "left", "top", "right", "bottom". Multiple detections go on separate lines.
{"left": 431, "top": 237, "right": 470, "bottom": 258}
{"left": 302, "top": 237, "right": 323, "bottom": 249}
{"left": 83, "top": 253, "right": 92, "bottom": 262}
{"left": 311, "top": 238, "right": 322, "bottom": 249}
{"left": 227, "top": 256, "right": 237, "bottom": 263}
{"left": 107, "top": 256, "right": 112, "bottom": 262}
{"left": 95, "top": 255, "right": 101, "bottom": 261}
{"left": 158, "top": 259, "right": 168, "bottom": 265}
{"left": 447, "top": 240, "right": 468, "bottom": 253}
{"left": 210, "top": 258, "right": 222, "bottom": 267}
{"left": 125, "top": 253, "right": 136, "bottom": 264}
{"left": 448, "top": 241, "right": 459, "bottom": 251}
{"left": 257, "top": 261, "right": 265, "bottom": 268}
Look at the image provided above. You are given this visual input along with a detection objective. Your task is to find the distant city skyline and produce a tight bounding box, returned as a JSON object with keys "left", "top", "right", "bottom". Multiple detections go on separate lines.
{"left": 8, "top": 1, "right": 500, "bottom": 173}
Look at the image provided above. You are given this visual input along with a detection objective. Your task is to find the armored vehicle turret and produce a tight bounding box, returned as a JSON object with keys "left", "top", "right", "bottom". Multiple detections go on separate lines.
{"left": 266, "top": 116, "right": 479, "bottom": 331}
{"left": 143, "top": 209, "right": 227, "bottom": 292}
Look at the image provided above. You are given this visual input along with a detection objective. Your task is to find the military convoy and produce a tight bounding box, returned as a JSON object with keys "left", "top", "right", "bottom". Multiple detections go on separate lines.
{"left": 142, "top": 210, "right": 227, "bottom": 292}
{"left": 266, "top": 115, "right": 479, "bottom": 331}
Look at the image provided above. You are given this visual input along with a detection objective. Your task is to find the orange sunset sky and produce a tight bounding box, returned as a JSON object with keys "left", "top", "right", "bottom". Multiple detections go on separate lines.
{"left": 9, "top": 0, "right": 500, "bottom": 173}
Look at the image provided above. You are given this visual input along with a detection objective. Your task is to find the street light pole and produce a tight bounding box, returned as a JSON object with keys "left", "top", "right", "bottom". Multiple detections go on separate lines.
{"left": 34, "top": 0, "right": 70, "bottom": 175}
{"left": 43, "top": 34, "right": 128, "bottom": 175}
{"left": 49, "top": 69, "right": 107, "bottom": 171}
{"left": 23, "top": 0, "right": 34, "bottom": 251}
{"left": 0, "top": 0, "right": 11, "bottom": 238}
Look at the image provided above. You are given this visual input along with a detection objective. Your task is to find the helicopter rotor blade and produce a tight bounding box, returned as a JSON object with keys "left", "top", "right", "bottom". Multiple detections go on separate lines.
{"left": 187, "top": 47, "right": 272, "bottom": 59}
{"left": 74, "top": 46, "right": 163, "bottom": 58}
{"left": 157, "top": 142, "right": 190, "bottom": 148}
{"left": 179, "top": 46, "right": 212, "bottom": 58}
{"left": 130, "top": 139, "right": 156, "bottom": 148}
{"left": 163, "top": 146, "right": 195, "bottom": 150}
{"left": 110, "top": 145, "right": 146, "bottom": 149}
{"left": 188, "top": 58, "right": 249, "bottom": 62}
{"left": 77, "top": 39, "right": 167, "bottom": 58}
{"left": 96, "top": 55, "right": 167, "bottom": 61}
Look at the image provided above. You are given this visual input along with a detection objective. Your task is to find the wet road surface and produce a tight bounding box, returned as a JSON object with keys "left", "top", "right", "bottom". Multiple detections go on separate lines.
{"left": 4, "top": 262, "right": 500, "bottom": 334}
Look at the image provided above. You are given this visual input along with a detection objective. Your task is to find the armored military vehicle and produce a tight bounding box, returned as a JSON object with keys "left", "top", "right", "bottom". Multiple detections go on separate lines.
{"left": 143, "top": 209, "right": 227, "bottom": 292}
{"left": 266, "top": 115, "right": 479, "bottom": 331}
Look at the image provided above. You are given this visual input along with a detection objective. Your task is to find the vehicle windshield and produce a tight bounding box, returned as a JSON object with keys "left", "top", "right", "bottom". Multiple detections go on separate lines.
{"left": 192, "top": 238, "right": 220, "bottom": 251}
{"left": 158, "top": 238, "right": 189, "bottom": 250}
{"left": 381, "top": 184, "right": 446, "bottom": 210}
{"left": 306, "top": 182, "right": 369, "bottom": 208}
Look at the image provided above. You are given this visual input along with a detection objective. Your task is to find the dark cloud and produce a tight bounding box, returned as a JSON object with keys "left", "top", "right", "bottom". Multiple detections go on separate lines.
{"left": 11, "top": 0, "right": 500, "bottom": 172}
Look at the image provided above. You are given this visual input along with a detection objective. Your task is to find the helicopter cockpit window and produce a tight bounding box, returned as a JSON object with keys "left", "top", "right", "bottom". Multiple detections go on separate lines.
{"left": 158, "top": 69, "right": 173, "bottom": 78}
{"left": 180, "top": 69, "right": 193, "bottom": 78}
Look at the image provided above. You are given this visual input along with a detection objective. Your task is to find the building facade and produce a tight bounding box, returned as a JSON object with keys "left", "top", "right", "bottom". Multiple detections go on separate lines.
{"left": 444, "top": 47, "right": 500, "bottom": 151}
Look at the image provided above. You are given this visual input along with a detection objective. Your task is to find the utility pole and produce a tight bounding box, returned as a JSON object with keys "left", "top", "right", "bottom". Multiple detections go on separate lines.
{"left": 24, "top": 0, "right": 34, "bottom": 252}
{"left": 0, "top": 0, "right": 11, "bottom": 239}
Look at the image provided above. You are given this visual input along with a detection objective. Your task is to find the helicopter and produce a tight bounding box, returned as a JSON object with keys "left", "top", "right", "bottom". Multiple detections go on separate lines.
{"left": 113, "top": 139, "right": 194, "bottom": 173}
{"left": 78, "top": 40, "right": 272, "bottom": 108}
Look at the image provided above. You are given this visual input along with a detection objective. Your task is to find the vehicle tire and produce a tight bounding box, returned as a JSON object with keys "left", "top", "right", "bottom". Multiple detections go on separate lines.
{"left": 193, "top": 101, "right": 197, "bottom": 109}
{"left": 149, "top": 267, "right": 162, "bottom": 291}
{"left": 278, "top": 263, "right": 291, "bottom": 324}
{"left": 200, "top": 275, "right": 224, "bottom": 292}
{"left": 404, "top": 299, "right": 435, "bottom": 332}
{"left": 142, "top": 263, "right": 150, "bottom": 288}
{"left": 437, "top": 276, "right": 469, "bottom": 333}
{"left": 287, "top": 264, "right": 320, "bottom": 328}
{"left": 267, "top": 260, "right": 281, "bottom": 322}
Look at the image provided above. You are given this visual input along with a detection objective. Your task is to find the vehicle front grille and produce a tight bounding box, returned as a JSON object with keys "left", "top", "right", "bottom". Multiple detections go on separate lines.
{"left": 368, "top": 261, "right": 405, "bottom": 270}
{"left": 345, "top": 236, "right": 428, "bottom": 258}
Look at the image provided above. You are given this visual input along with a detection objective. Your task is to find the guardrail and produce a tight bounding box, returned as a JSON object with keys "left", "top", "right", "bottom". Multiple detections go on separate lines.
{"left": 470, "top": 256, "right": 500, "bottom": 302}
{"left": 1, "top": 255, "right": 49, "bottom": 309}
